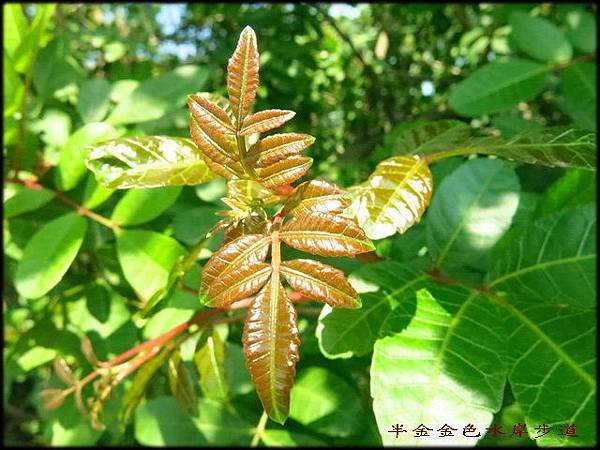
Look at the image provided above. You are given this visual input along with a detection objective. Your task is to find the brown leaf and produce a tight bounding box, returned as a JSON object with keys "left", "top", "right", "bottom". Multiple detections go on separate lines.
{"left": 188, "top": 94, "right": 236, "bottom": 135}
{"left": 40, "top": 389, "right": 66, "bottom": 410}
{"left": 206, "top": 262, "right": 272, "bottom": 307}
{"left": 242, "top": 278, "right": 300, "bottom": 424}
{"left": 53, "top": 357, "right": 76, "bottom": 386}
{"left": 223, "top": 214, "right": 269, "bottom": 244}
{"left": 281, "top": 259, "right": 360, "bottom": 308}
{"left": 284, "top": 179, "right": 350, "bottom": 216}
{"left": 280, "top": 212, "right": 375, "bottom": 257}
{"left": 189, "top": 118, "right": 245, "bottom": 179}
{"left": 246, "top": 133, "right": 315, "bottom": 167}
{"left": 201, "top": 234, "right": 271, "bottom": 292}
{"left": 239, "top": 109, "right": 295, "bottom": 136}
{"left": 227, "top": 26, "right": 259, "bottom": 124}
{"left": 256, "top": 156, "right": 312, "bottom": 189}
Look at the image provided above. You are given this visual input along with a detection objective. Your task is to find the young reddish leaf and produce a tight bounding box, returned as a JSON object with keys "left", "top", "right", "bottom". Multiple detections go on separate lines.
{"left": 246, "top": 133, "right": 315, "bottom": 167}
{"left": 256, "top": 156, "right": 313, "bottom": 189}
{"left": 223, "top": 214, "right": 270, "bottom": 244}
{"left": 227, "top": 26, "right": 259, "bottom": 124}
{"left": 284, "top": 179, "right": 350, "bottom": 216}
{"left": 188, "top": 94, "right": 236, "bottom": 135}
{"left": 239, "top": 109, "right": 295, "bottom": 136}
{"left": 189, "top": 118, "right": 245, "bottom": 179}
{"left": 206, "top": 262, "right": 272, "bottom": 307}
{"left": 280, "top": 212, "right": 375, "bottom": 257}
{"left": 281, "top": 259, "right": 360, "bottom": 308}
{"left": 200, "top": 234, "right": 271, "bottom": 293}
{"left": 242, "top": 278, "right": 300, "bottom": 424}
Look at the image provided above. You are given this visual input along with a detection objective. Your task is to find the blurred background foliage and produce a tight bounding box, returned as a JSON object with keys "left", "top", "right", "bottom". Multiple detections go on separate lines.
{"left": 3, "top": 2, "right": 596, "bottom": 446}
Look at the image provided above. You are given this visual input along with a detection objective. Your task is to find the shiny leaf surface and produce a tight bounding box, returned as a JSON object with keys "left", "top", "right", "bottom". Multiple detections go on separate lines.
{"left": 85, "top": 136, "right": 219, "bottom": 188}
{"left": 255, "top": 155, "right": 313, "bottom": 189}
{"left": 284, "top": 179, "right": 349, "bottom": 217}
{"left": 206, "top": 262, "right": 272, "bottom": 308}
{"left": 227, "top": 26, "right": 259, "bottom": 124}
{"left": 246, "top": 133, "right": 315, "bottom": 167}
{"left": 240, "top": 109, "right": 295, "bottom": 136}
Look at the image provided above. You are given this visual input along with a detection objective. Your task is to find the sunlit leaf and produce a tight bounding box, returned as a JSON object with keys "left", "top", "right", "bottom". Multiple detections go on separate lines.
{"left": 391, "top": 120, "right": 471, "bottom": 156}
{"left": 284, "top": 179, "right": 349, "bottom": 217}
{"left": 246, "top": 133, "right": 315, "bottom": 167}
{"left": 188, "top": 93, "right": 236, "bottom": 135}
{"left": 347, "top": 156, "right": 433, "bottom": 240}
{"left": 15, "top": 213, "right": 87, "bottom": 299}
{"left": 509, "top": 11, "right": 572, "bottom": 63}
{"left": 371, "top": 288, "right": 507, "bottom": 446}
{"left": 255, "top": 155, "right": 313, "bottom": 189}
{"left": 206, "top": 262, "right": 272, "bottom": 308}
{"left": 4, "top": 183, "right": 54, "bottom": 219}
{"left": 239, "top": 109, "right": 295, "bottom": 136}
{"left": 227, "top": 26, "right": 259, "bottom": 124}
{"left": 281, "top": 259, "right": 360, "bottom": 308}
{"left": 86, "top": 136, "right": 219, "bottom": 188}
{"left": 200, "top": 234, "right": 270, "bottom": 293}
{"left": 281, "top": 212, "right": 375, "bottom": 257}
{"left": 111, "top": 187, "right": 181, "bottom": 226}
{"left": 242, "top": 278, "right": 300, "bottom": 424}
{"left": 195, "top": 327, "right": 229, "bottom": 401}
{"left": 168, "top": 350, "right": 198, "bottom": 415}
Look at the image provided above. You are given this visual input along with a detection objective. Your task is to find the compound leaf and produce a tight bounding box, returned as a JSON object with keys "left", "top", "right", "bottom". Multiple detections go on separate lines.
{"left": 391, "top": 120, "right": 471, "bottom": 156}
{"left": 206, "top": 262, "right": 272, "bottom": 308}
{"left": 227, "top": 26, "right": 259, "bottom": 124}
{"left": 281, "top": 259, "right": 360, "bottom": 308}
{"left": 255, "top": 155, "right": 313, "bottom": 189}
{"left": 284, "top": 179, "right": 349, "bottom": 217}
{"left": 242, "top": 278, "right": 300, "bottom": 424}
{"left": 348, "top": 156, "right": 433, "bottom": 240}
{"left": 85, "top": 136, "right": 219, "bottom": 188}
{"left": 281, "top": 212, "right": 375, "bottom": 257}
{"left": 188, "top": 93, "right": 236, "bottom": 135}
{"left": 246, "top": 133, "right": 315, "bottom": 167}
{"left": 240, "top": 109, "right": 295, "bottom": 136}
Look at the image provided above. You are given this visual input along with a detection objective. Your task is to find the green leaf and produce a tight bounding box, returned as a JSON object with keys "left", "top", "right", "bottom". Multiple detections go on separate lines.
{"left": 427, "top": 158, "right": 520, "bottom": 273}
{"left": 81, "top": 173, "right": 114, "bottom": 209}
{"left": 347, "top": 156, "right": 433, "bottom": 240}
{"left": 391, "top": 120, "right": 471, "bottom": 156}
{"left": 448, "top": 58, "right": 548, "bottom": 117}
{"left": 107, "top": 65, "right": 208, "bottom": 124}
{"left": 3, "top": 51, "right": 24, "bottom": 118}
{"left": 111, "top": 186, "right": 181, "bottom": 226}
{"left": 103, "top": 41, "right": 127, "bottom": 63}
{"left": 173, "top": 206, "right": 220, "bottom": 245}
{"left": 168, "top": 350, "right": 198, "bottom": 414}
{"left": 509, "top": 12, "right": 572, "bottom": 63}
{"left": 491, "top": 113, "right": 541, "bottom": 138}
{"left": 3, "top": 4, "right": 28, "bottom": 58}
{"left": 85, "top": 136, "right": 219, "bottom": 189}
{"left": 261, "top": 429, "right": 327, "bottom": 446}
{"left": 4, "top": 183, "right": 54, "bottom": 218}
{"left": 194, "top": 327, "right": 229, "bottom": 401}
{"left": 371, "top": 288, "right": 507, "bottom": 446}
{"left": 134, "top": 397, "right": 253, "bottom": 445}
{"left": 76, "top": 78, "right": 111, "bottom": 123}
{"left": 289, "top": 367, "right": 364, "bottom": 437}
{"left": 565, "top": 10, "right": 596, "bottom": 53}
{"left": 32, "top": 38, "right": 81, "bottom": 99}
{"left": 557, "top": 62, "right": 596, "bottom": 131}
{"left": 116, "top": 230, "right": 186, "bottom": 302}
{"left": 317, "top": 262, "right": 428, "bottom": 359}
{"left": 57, "top": 122, "right": 122, "bottom": 191}
{"left": 12, "top": 4, "right": 55, "bottom": 74}
{"left": 488, "top": 205, "right": 596, "bottom": 309}
{"left": 535, "top": 169, "right": 596, "bottom": 217}
{"left": 500, "top": 299, "right": 596, "bottom": 446}
{"left": 15, "top": 213, "right": 87, "bottom": 298}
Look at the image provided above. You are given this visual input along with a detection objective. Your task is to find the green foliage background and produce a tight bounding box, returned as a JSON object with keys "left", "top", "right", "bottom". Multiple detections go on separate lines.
{"left": 3, "top": 3, "right": 596, "bottom": 446}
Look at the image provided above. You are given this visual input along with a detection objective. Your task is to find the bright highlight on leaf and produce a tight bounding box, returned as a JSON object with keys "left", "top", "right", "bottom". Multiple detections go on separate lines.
{"left": 85, "top": 136, "right": 219, "bottom": 188}
{"left": 347, "top": 156, "right": 433, "bottom": 240}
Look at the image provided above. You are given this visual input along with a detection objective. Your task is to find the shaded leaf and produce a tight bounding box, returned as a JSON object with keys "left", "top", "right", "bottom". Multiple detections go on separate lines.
{"left": 348, "top": 156, "right": 433, "bottom": 240}
{"left": 281, "top": 259, "right": 360, "bottom": 308}
{"left": 111, "top": 187, "right": 181, "bottom": 226}
{"left": 81, "top": 174, "right": 114, "bottom": 209}
{"left": 200, "top": 234, "right": 270, "bottom": 293}
{"left": 86, "top": 136, "right": 219, "bottom": 189}
{"left": 488, "top": 205, "right": 596, "bottom": 309}
{"left": 500, "top": 299, "right": 596, "bottom": 446}
{"left": 448, "top": 58, "right": 549, "bottom": 117}
{"left": 371, "top": 288, "right": 507, "bottom": 446}
{"left": 15, "top": 213, "right": 87, "bottom": 299}
{"left": 194, "top": 327, "right": 229, "bottom": 401}
{"left": 242, "top": 278, "right": 300, "bottom": 424}
{"left": 168, "top": 350, "right": 198, "bottom": 415}
{"left": 557, "top": 62, "right": 596, "bottom": 131}
{"left": 4, "top": 183, "right": 54, "bottom": 218}
{"left": 77, "top": 79, "right": 111, "bottom": 123}
{"left": 240, "top": 109, "right": 295, "bottom": 136}
{"left": 509, "top": 11, "right": 572, "bottom": 63}
{"left": 565, "top": 10, "right": 596, "bottom": 53}
{"left": 227, "top": 26, "right": 259, "bottom": 124}
{"left": 281, "top": 212, "right": 375, "bottom": 257}
{"left": 534, "top": 169, "right": 595, "bottom": 217}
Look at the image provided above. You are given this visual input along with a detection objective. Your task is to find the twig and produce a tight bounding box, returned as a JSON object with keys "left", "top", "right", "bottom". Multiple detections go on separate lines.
{"left": 251, "top": 411, "right": 269, "bottom": 447}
